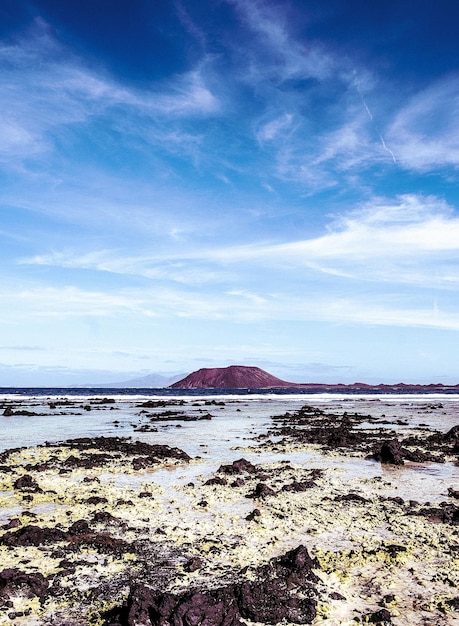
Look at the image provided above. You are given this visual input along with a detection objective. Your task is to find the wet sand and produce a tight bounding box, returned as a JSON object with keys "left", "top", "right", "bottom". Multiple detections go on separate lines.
{"left": 0, "top": 395, "right": 458, "bottom": 625}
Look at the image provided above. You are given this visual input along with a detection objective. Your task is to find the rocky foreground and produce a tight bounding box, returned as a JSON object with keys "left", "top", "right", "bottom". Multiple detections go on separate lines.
{"left": 0, "top": 400, "right": 458, "bottom": 625}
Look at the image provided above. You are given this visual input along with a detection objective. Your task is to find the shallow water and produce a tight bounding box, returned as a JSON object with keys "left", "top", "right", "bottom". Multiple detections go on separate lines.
{"left": 1, "top": 393, "right": 458, "bottom": 504}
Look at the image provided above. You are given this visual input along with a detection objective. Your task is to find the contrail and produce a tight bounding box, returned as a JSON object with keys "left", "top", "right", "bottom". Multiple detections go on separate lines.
{"left": 355, "top": 78, "right": 397, "bottom": 164}
{"left": 361, "top": 99, "right": 373, "bottom": 121}
{"left": 378, "top": 133, "right": 397, "bottom": 164}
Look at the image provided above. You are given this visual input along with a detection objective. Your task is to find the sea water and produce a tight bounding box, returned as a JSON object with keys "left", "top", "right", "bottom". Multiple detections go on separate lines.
{"left": 0, "top": 391, "right": 458, "bottom": 503}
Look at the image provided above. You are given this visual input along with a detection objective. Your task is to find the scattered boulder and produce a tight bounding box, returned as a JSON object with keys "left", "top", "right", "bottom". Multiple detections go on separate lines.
{"left": 86, "top": 496, "right": 108, "bottom": 505}
{"left": 0, "top": 568, "right": 48, "bottom": 600}
{"left": 13, "top": 474, "right": 41, "bottom": 492}
{"left": 378, "top": 439, "right": 404, "bottom": 465}
{"left": 245, "top": 509, "right": 261, "bottom": 521}
{"left": 250, "top": 483, "right": 275, "bottom": 499}
{"left": 415, "top": 503, "right": 459, "bottom": 525}
{"left": 443, "top": 425, "right": 459, "bottom": 452}
{"left": 92, "top": 511, "right": 118, "bottom": 523}
{"left": 0, "top": 525, "right": 67, "bottom": 547}
{"left": 335, "top": 493, "right": 369, "bottom": 503}
{"left": 217, "top": 458, "right": 256, "bottom": 475}
{"left": 68, "top": 519, "right": 90, "bottom": 535}
{"left": 359, "top": 608, "right": 392, "bottom": 623}
{"left": 204, "top": 477, "right": 228, "bottom": 486}
{"left": 184, "top": 557, "right": 203, "bottom": 573}
{"left": 282, "top": 480, "right": 316, "bottom": 492}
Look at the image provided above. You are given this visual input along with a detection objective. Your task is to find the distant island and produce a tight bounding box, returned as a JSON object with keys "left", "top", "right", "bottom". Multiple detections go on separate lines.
{"left": 170, "top": 365, "right": 459, "bottom": 393}
{"left": 170, "top": 365, "right": 292, "bottom": 389}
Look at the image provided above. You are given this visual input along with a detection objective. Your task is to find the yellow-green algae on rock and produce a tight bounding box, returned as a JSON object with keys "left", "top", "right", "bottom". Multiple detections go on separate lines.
{"left": 0, "top": 432, "right": 458, "bottom": 624}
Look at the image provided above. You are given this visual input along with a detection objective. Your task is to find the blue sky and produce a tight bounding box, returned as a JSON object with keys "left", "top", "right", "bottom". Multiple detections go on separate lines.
{"left": 1, "top": 0, "right": 459, "bottom": 385}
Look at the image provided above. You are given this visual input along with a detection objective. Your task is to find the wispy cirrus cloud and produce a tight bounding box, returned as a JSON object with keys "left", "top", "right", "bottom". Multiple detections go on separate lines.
{"left": 256, "top": 113, "right": 295, "bottom": 143}
{"left": 0, "top": 285, "right": 158, "bottom": 320}
{"left": 387, "top": 74, "right": 459, "bottom": 172}
{"left": 2, "top": 281, "right": 459, "bottom": 331}
{"left": 0, "top": 345, "right": 46, "bottom": 351}
{"left": 20, "top": 194, "right": 459, "bottom": 292}
{"left": 22, "top": 250, "right": 233, "bottom": 286}
{"left": 0, "top": 19, "right": 219, "bottom": 164}
{"left": 220, "top": 1, "right": 397, "bottom": 189}
{"left": 228, "top": 0, "right": 336, "bottom": 83}
{"left": 210, "top": 194, "right": 459, "bottom": 286}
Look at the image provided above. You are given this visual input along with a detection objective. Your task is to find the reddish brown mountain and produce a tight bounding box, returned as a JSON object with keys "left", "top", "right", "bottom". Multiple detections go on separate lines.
{"left": 169, "top": 365, "right": 459, "bottom": 392}
{"left": 170, "top": 365, "right": 295, "bottom": 389}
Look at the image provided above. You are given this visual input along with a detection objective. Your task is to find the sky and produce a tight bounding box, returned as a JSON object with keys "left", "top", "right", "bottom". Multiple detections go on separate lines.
{"left": 1, "top": 0, "right": 459, "bottom": 386}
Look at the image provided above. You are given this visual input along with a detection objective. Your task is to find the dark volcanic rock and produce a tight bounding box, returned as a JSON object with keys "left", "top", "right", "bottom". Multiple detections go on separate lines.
{"left": 270, "top": 404, "right": 459, "bottom": 463}
{"left": 236, "top": 578, "right": 313, "bottom": 624}
{"left": 204, "top": 477, "right": 228, "bottom": 486}
{"left": 114, "top": 545, "right": 318, "bottom": 626}
{"left": 2, "top": 407, "right": 40, "bottom": 417}
{"left": 0, "top": 525, "right": 67, "bottom": 547}
{"left": 443, "top": 425, "right": 459, "bottom": 452}
{"left": 184, "top": 557, "right": 203, "bottom": 573}
{"left": 251, "top": 482, "right": 276, "bottom": 498}
{"left": 67, "top": 532, "right": 132, "bottom": 556}
{"left": 245, "top": 509, "right": 261, "bottom": 521}
{"left": 125, "top": 586, "right": 240, "bottom": 626}
{"left": 335, "top": 493, "right": 369, "bottom": 503}
{"left": 16, "top": 437, "right": 192, "bottom": 473}
{"left": 377, "top": 439, "right": 404, "bottom": 465}
{"left": 402, "top": 448, "right": 443, "bottom": 463}
{"left": 360, "top": 608, "right": 392, "bottom": 623}
{"left": 86, "top": 496, "right": 108, "bottom": 505}
{"left": 68, "top": 519, "right": 90, "bottom": 535}
{"left": 217, "top": 458, "right": 256, "bottom": 475}
{"left": 0, "top": 568, "right": 48, "bottom": 600}
{"left": 415, "top": 503, "right": 459, "bottom": 525}
{"left": 13, "top": 474, "right": 42, "bottom": 492}
{"left": 0, "top": 522, "right": 132, "bottom": 557}
{"left": 62, "top": 437, "right": 191, "bottom": 462}
{"left": 282, "top": 480, "right": 316, "bottom": 492}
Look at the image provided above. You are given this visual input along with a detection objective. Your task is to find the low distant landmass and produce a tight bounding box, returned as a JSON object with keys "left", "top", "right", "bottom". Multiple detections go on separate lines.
{"left": 170, "top": 365, "right": 459, "bottom": 393}
{"left": 84, "top": 372, "right": 185, "bottom": 388}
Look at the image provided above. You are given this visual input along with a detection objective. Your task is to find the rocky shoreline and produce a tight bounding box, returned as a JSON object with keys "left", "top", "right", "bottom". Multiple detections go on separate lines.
{"left": 0, "top": 399, "right": 458, "bottom": 625}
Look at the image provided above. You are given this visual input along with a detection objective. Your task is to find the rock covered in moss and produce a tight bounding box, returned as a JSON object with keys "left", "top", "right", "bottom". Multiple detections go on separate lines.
{"left": 0, "top": 568, "right": 48, "bottom": 600}
{"left": 112, "top": 545, "right": 318, "bottom": 626}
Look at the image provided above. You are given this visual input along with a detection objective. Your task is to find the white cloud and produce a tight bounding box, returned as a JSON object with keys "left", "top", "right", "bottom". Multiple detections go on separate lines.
{"left": 312, "top": 111, "right": 389, "bottom": 170}
{"left": 20, "top": 250, "right": 233, "bottom": 286}
{"left": 209, "top": 194, "right": 459, "bottom": 286}
{"left": 0, "top": 21, "right": 219, "bottom": 164}
{"left": 0, "top": 286, "right": 158, "bottom": 319}
{"left": 228, "top": 0, "right": 335, "bottom": 83}
{"left": 257, "top": 113, "right": 294, "bottom": 142}
{"left": 387, "top": 75, "right": 459, "bottom": 171}
{"left": 0, "top": 118, "right": 43, "bottom": 158}
{"left": 11, "top": 193, "right": 459, "bottom": 335}
{"left": 2, "top": 281, "right": 459, "bottom": 332}
{"left": 20, "top": 194, "right": 459, "bottom": 290}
